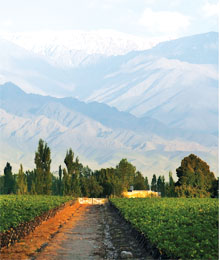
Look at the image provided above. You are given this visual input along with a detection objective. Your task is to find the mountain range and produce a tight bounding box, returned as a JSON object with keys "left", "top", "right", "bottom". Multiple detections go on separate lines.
{"left": 0, "top": 31, "right": 218, "bottom": 178}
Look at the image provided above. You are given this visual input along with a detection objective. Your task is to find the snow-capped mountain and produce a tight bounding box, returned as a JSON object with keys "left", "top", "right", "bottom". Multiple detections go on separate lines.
{"left": 0, "top": 83, "right": 218, "bottom": 178}
{"left": 0, "top": 36, "right": 79, "bottom": 96}
{"left": 1, "top": 30, "right": 166, "bottom": 67}
{"left": 0, "top": 32, "right": 218, "bottom": 177}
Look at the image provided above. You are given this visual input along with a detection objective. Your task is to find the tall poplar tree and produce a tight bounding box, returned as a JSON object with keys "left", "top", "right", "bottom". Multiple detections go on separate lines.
{"left": 168, "top": 171, "right": 176, "bottom": 197}
{"left": 34, "top": 139, "right": 52, "bottom": 194}
{"left": 17, "top": 164, "right": 27, "bottom": 194}
{"left": 151, "top": 174, "right": 157, "bottom": 192}
{"left": 64, "top": 149, "right": 82, "bottom": 197}
{"left": 58, "top": 165, "right": 63, "bottom": 195}
{"left": 157, "top": 175, "right": 166, "bottom": 196}
{"left": 144, "top": 176, "right": 150, "bottom": 190}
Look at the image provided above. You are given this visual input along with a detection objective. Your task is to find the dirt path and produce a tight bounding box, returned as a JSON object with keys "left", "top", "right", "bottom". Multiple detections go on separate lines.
{"left": 35, "top": 205, "right": 105, "bottom": 260}
{"left": 0, "top": 202, "right": 153, "bottom": 259}
{"left": 35, "top": 204, "right": 153, "bottom": 260}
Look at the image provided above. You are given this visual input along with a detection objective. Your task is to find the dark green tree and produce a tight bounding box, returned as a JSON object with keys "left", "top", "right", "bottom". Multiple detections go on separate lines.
{"left": 64, "top": 149, "right": 74, "bottom": 176}
{"left": 64, "top": 149, "right": 82, "bottom": 197}
{"left": 115, "top": 159, "right": 136, "bottom": 191}
{"left": 157, "top": 176, "right": 166, "bottom": 196}
{"left": 0, "top": 175, "right": 4, "bottom": 194}
{"left": 62, "top": 168, "right": 70, "bottom": 195}
{"left": 81, "top": 176, "right": 90, "bottom": 197}
{"left": 210, "top": 178, "right": 219, "bottom": 198}
{"left": 144, "top": 176, "right": 150, "bottom": 190}
{"left": 133, "top": 171, "right": 146, "bottom": 190}
{"left": 4, "top": 162, "right": 15, "bottom": 194}
{"left": 175, "top": 154, "right": 216, "bottom": 197}
{"left": 159, "top": 176, "right": 166, "bottom": 196}
{"left": 34, "top": 139, "right": 52, "bottom": 194}
{"left": 166, "top": 171, "right": 176, "bottom": 197}
{"left": 58, "top": 165, "right": 63, "bottom": 195}
{"left": 26, "top": 170, "right": 36, "bottom": 193}
{"left": 30, "top": 181, "right": 37, "bottom": 195}
{"left": 151, "top": 174, "right": 157, "bottom": 192}
{"left": 87, "top": 176, "right": 103, "bottom": 197}
{"left": 52, "top": 175, "right": 59, "bottom": 195}
{"left": 71, "top": 157, "right": 82, "bottom": 197}
{"left": 157, "top": 176, "right": 162, "bottom": 194}
{"left": 80, "top": 166, "right": 93, "bottom": 197}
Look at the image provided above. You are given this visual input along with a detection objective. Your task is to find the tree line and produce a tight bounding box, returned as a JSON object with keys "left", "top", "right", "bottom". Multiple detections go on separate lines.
{"left": 0, "top": 139, "right": 218, "bottom": 198}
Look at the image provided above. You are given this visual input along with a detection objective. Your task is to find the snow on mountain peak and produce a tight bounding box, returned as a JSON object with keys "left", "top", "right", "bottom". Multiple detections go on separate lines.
{"left": 1, "top": 30, "right": 169, "bottom": 67}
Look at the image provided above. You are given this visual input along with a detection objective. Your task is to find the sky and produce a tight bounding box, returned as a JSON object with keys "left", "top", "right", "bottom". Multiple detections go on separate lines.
{"left": 0, "top": 0, "right": 218, "bottom": 39}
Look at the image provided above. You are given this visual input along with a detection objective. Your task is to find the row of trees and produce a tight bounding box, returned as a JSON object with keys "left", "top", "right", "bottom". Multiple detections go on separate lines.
{"left": 150, "top": 172, "right": 176, "bottom": 197}
{"left": 0, "top": 139, "right": 218, "bottom": 198}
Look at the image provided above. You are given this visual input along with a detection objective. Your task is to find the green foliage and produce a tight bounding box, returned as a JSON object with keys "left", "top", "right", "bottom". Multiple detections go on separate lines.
{"left": 111, "top": 198, "right": 219, "bottom": 259}
{"left": 4, "top": 162, "right": 16, "bottom": 194}
{"left": 95, "top": 168, "right": 114, "bottom": 197}
{"left": 34, "top": 139, "right": 52, "bottom": 195}
{"left": 0, "top": 176, "right": 4, "bottom": 194}
{"left": 57, "top": 165, "right": 63, "bottom": 195}
{"left": 166, "top": 171, "right": 176, "bottom": 197}
{"left": 25, "top": 170, "right": 36, "bottom": 193}
{"left": 87, "top": 176, "right": 103, "bottom": 197}
{"left": 144, "top": 176, "right": 150, "bottom": 190}
{"left": 0, "top": 195, "right": 73, "bottom": 233}
{"left": 63, "top": 149, "right": 82, "bottom": 197}
{"left": 175, "top": 154, "right": 216, "bottom": 197}
{"left": 17, "top": 164, "right": 28, "bottom": 195}
{"left": 151, "top": 174, "right": 157, "bottom": 191}
{"left": 64, "top": 149, "right": 75, "bottom": 175}
{"left": 2, "top": 141, "right": 218, "bottom": 199}
{"left": 210, "top": 178, "right": 219, "bottom": 198}
{"left": 115, "top": 158, "right": 136, "bottom": 191}
{"left": 157, "top": 176, "right": 166, "bottom": 196}
{"left": 133, "top": 171, "right": 146, "bottom": 190}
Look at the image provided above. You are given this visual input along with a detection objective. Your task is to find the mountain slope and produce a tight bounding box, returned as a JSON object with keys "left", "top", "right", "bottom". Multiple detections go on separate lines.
{"left": 1, "top": 82, "right": 217, "bottom": 146}
{"left": 0, "top": 83, "right": 218, "bottom": 178}
{"left": 86, "top": 55, "right": 218, "bottom": 133}
{"left": 0, "top": 32, "right": 218, "bottom": 177}
{"left": 1, "top": 30, "right": 164, "bottom": 67}
{"left": 0, "top": 37, "right": 80, "bottom": 96}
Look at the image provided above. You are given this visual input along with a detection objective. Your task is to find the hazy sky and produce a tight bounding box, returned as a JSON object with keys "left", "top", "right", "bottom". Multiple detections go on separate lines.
{"left": 0, "top": 0, "right": 218, "bottom": 38}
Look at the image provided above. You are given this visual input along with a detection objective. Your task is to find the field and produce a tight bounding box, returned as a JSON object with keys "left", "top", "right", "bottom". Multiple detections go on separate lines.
{"left": 110, "top": 198, "right": 219, "bottom": 259}
{"left": 0, "top": 195, "right": 73, "bottom": 233}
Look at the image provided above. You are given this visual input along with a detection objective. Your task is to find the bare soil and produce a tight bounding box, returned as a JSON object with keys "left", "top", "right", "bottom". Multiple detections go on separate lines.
{"left": 0, "top": 203, "right": 153, "bottom": 260}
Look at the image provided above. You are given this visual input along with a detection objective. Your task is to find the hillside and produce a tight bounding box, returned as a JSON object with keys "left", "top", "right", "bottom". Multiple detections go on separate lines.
{"left": 0, "top": 83, "right": 218, "bottom": 178}
{"left": 0, "top": 32, "right": 218, "bottom": 177}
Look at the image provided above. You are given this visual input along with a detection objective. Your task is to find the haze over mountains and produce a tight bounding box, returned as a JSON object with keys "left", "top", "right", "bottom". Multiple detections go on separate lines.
{"left": 1, "top": 30, "right": 168, "bottom": 66}
{"left": 0, "top": 31, "right": 218, "bottom": 178}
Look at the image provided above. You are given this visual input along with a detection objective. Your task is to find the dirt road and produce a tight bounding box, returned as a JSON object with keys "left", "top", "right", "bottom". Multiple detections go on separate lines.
{"left": 35, "top": 204, "right": 152, "bottom": 260}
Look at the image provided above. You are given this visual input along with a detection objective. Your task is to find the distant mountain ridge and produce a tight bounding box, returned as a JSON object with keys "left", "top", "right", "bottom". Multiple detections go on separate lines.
{"left": 0, "top": 82, "right": 218, "bottom": 178}
{"left": 1, "top": 30, "right": 166, "bottom": 67}
{"left": 139, "top": 32, "right": 219, "bottom": 64}
{"left": 0, "top": 32, "right": 218, "bottom": 177}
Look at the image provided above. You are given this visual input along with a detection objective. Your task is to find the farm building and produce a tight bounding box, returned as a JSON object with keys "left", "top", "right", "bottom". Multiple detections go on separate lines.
{"left": 122, "top": 189, "right": 160, "bottom": 198}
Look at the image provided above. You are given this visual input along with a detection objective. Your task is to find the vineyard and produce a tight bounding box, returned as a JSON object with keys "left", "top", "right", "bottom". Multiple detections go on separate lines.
{"left": 0, "top": 196, "right": 219, "bottom": 259}
{"left": 0, "top": 195, "right": 74, "bottom": 248}
{"left": 110, "top": 198, "right": 219, "bottom": 259}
